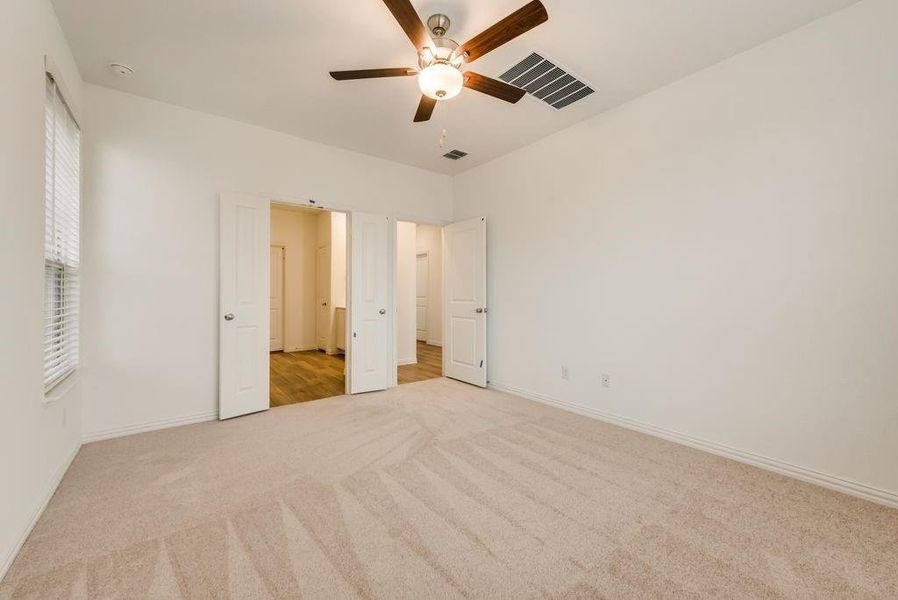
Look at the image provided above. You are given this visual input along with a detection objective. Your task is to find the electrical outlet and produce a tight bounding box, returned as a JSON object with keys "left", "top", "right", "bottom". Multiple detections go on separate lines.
{"left": 561, "top": 365, "right": 569, "bottom": 380}
{"left": 601, "top": 373, "right": 610, "bottom": 388}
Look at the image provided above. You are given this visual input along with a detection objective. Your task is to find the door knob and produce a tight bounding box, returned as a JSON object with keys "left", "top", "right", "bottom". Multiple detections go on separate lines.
{"left": 379, "top": 308, "right": 386, "bottom": 315}
{"left": 475, "top": 308, "right": 483, "bottom": 313}
{"left": 224, "top": 313, "right": 235, "bottom": 321}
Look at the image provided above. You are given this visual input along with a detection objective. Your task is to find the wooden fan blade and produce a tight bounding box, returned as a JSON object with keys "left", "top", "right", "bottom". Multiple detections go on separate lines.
{"left": 382, "top": 0, "right": 432, "bottom": 51}
{"left": 414, "top": 96, "right": 437, "bottom": 122}
{"left": 463, "top": 72, "right": 526, "bottom": 103}
{"left": 330, "top": 68, "right": 417, "bottom": 80}
{"left": 458, "top": 1, "right": 548, "bottom": 63}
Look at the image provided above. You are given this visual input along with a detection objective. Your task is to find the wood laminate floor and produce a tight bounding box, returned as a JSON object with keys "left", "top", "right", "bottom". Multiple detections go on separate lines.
{"left": 270, "top": 350, "right": 345, "bottom": 407}
{"left": 270, "top": 342, "right": 442, "bottom": 406}
{"left": 398, "top": 341, "right": 443, "bottom": 384}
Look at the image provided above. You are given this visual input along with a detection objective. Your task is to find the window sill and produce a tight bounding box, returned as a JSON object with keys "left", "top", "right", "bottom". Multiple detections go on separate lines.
{"left": 43, "top": 370, "right": 78, "bottom": 404}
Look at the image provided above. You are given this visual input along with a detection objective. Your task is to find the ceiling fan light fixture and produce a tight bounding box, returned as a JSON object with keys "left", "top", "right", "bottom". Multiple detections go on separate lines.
{"left": 419, "top": 47, "right": 434, "bottom": 67}
{"left": 418, "top": 63, "right": 463, "bottom": 100}
{"left": 329, "top": 0, "right": 549, "bottom": 122}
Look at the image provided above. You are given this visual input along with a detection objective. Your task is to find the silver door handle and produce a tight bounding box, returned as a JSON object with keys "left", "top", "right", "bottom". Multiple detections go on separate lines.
{"left": 379, "top": 308, "right": 386, "bottom": 315}
{"left": 224, "top": 313, "right": 235, "bottom": 321}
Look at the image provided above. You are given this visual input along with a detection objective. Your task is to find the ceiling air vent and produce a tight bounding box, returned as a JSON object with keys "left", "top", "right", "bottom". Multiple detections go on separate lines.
{"left": 499, "top": 53, "right": 595, "bottom": 109}
{"left": 443, "top": 149, "right": 468, "bottom": 160}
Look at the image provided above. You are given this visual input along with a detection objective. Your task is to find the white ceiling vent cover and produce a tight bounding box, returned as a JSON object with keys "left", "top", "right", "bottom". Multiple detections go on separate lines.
{"left": 499, "top": 53, "right": 595, "bottom": 109}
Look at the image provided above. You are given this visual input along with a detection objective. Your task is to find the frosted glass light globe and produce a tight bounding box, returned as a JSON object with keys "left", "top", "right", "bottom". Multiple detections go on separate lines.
{"left": 418, "top": 63, "right": 463, "bottom": 100}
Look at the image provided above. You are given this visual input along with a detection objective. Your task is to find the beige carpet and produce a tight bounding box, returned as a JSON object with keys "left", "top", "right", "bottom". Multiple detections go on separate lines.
{"left": 2, "top": 378, "right": 896, "bottom": 598}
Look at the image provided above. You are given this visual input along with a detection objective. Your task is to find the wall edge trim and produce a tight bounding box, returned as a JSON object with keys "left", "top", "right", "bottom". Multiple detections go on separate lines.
{"left": 82, "top": 411, "right": 218, "bottom": 444}
{"left": 1, "top": 442, "right": 80, "bottom": 582}
{"left": 488, "top": 381, "right": 898, "bottom": 509}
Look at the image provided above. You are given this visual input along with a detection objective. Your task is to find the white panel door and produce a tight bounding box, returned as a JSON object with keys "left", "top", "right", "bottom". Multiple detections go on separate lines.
{"left": 416, "top": 252, "right": 428, "bottom": 341}
{"left": 316, "top": 245, "right": 330, "bottom": 350}
{"left": 443, "top": 217, "right": 486, "bottom": 387}
{"left": 348, "top": 212, "right": 392, "bottom": 394}
{"left": 220, "top": 193, "right": 270, "bottom": 419}
{"left": 270, "top": 246, "right": 284, "bottom": 352}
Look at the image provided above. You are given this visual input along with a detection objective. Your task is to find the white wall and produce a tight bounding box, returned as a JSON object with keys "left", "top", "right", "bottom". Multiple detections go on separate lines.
{"left": 453, "top": 0, "right": 898, "bottom": 501}
{"left": 0, "top": 0, "right": 83, "bottom": 580}
{"left": 270, "top": 207, "right": 319, "bottom": 352}
{"left": 397, "top": 222, "right": 418, "bottom": 365}
{"left": 80, "top": 85, "right": 451, "bottom": 440}
{"left": 416, "top": 224, "right": 443, "bottom": 346}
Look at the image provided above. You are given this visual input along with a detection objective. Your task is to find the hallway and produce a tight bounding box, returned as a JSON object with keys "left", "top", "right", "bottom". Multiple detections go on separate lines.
{"left": 398, "top": 342, "right": 442, "bottom": 385}
{"left": 270, "top": 342, "right": 443, "bottom": 406}
{"left": 270, "top": 350, "right": 345, "bottom": 406}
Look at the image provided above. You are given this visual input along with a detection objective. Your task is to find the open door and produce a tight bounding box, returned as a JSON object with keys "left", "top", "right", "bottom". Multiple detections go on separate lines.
{"left": 219, "top": 193, "right": 270, "bottom": 419}
{"left": 443, "top": 217, "right": 487, "bottom": 387}
{"left": 348, "top": 212, "right": 393, "bottom": 394}
{"left": 316, "top": 244, "right": 330, "bottom": 350}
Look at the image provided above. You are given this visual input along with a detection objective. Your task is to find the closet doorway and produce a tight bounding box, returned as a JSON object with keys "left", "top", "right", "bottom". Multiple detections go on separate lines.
{"left": 268, "top": 203, "right": 347, "bottom": 406}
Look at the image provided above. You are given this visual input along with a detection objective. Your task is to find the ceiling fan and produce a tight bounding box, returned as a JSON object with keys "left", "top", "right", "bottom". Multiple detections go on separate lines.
{"left": 329, "top": 0, "right": 549, "bottom": 122}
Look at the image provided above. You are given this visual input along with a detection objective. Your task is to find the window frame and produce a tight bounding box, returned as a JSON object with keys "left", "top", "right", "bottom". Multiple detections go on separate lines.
{"left": 43, "top": 73, "right": 81, "bottom": 394}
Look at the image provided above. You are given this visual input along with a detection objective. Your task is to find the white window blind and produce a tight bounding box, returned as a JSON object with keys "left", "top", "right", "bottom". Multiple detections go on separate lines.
{"left": 44, "top": 74, "right": 81, "bottom": 391}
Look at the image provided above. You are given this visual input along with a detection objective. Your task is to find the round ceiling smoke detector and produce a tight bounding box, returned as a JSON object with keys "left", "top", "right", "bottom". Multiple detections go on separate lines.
{"left": 109, "top": 63, "right": 134, "bottom": 77}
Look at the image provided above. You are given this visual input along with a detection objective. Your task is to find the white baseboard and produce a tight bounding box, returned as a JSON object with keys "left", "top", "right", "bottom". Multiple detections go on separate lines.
{"left": 82, "top": 410, "right": 218, "bottom": 444}
{"left": 283, "top": 344, "right": 317, "bottom": 353}
{"left": 425, "top": 340, "right": 442, "bottom": 347}
{"left": 398, "top": 357, "right": 417, "bottom": 366}
{"left": 1, "top": 442, "right": 80, "bottom": 583}
{"left": 488, "top": 381, "right": 898, "bottom": 509}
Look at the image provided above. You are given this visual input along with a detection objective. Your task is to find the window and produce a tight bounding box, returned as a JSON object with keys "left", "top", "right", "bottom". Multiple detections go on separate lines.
{"left": 44, "top": 74, "right": 81, "bottom": 391}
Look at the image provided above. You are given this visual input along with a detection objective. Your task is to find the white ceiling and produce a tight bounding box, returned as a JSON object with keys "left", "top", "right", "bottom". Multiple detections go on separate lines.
{"left": 52, "top": 0, "right": 859, "bottom": 175}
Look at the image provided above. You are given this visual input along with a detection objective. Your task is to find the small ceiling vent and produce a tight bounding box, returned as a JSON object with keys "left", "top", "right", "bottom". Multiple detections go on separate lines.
{"left": 499, "top": 53, "right": 594, "bottom": 109}
{"left": 443, "top": 149, "right": 468, "bottom": 160}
